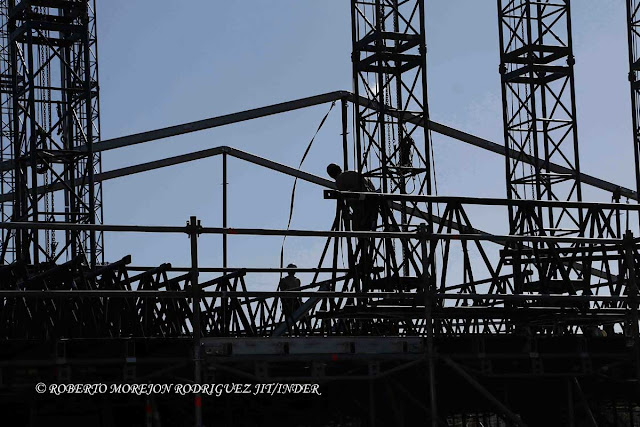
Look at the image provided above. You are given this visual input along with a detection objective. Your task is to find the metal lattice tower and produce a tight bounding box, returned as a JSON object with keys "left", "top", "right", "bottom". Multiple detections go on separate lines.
{"left": 497, "top": 0, "right": 582, "bottom": 229}
{"left": 497, "top": 0, "right": 586, "bottom": 293}
{"left": 350, "top": 0, "right": 433, "bottom": 284}
{"left": 0, "top": 1, "right": 14, "bottom": 262}
{"left": 2, "top": 0, "right": 102, "bottom": 267}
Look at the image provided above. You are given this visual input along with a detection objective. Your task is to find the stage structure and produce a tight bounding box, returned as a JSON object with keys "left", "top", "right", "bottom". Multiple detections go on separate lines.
{"left": 0, "top": 1, "right": 638, "bottom": 426}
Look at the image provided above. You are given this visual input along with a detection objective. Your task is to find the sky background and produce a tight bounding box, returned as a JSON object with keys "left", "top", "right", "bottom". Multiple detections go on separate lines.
{"left": 94, "top": 0, "right": 632, "bottom": 288}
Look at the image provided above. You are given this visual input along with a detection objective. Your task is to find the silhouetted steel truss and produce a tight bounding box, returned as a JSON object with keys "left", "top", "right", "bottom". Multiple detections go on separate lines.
{"left": 498, "top": 0, "right": 582, "bottom": 223}
{"left": 0, "top": 155, "right": 638, "bottom": 425}
{"left": 0, "top": 0, "right": 103, "bottom": 268}
{"left": 0, "top": 198, "right": 637, "bottom": 339}
{"left": 0, "top": 0, "right": 638, "bottom": 426}
{"left": 350, "top": 0, "right": 433, "bottom": 291}
{"left": 0, "top": 97, "right": 637, "bottom": 425}
{"left": 0, "top": 94, "right": 637, "bottom": 425}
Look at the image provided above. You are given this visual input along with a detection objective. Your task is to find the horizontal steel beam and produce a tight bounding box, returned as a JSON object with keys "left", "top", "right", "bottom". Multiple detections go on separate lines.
{"left": 0, "top": 289, "right": 630, "bottom": 303}
{"left": 0, "top": 146, "right": 335, "bottom": 203}
{"left": 326, "top": 190, "right": 640, "bottom": 211}
{"left": 0, "top": 221, "right": 627, "bottom": 243}
{"left": 127, "top": 266, "right": 350, "bottom": 273}
{"left": 202, "top": 337, "right": 426, "bottom": 358}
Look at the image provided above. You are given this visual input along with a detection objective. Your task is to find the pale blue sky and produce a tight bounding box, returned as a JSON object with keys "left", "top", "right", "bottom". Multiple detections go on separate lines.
{"left": 95, "top": 1, "right": 633, "bottom": 287}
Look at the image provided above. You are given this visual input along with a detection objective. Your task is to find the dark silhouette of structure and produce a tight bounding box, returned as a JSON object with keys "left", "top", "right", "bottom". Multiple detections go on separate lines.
{"left": 0, "top": 0, "right": 638, "bottom": 426}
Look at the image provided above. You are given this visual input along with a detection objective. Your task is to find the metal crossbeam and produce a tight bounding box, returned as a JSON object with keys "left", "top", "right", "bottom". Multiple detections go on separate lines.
{"left": 0, "top": 90, "right": 634, "bottom": 200}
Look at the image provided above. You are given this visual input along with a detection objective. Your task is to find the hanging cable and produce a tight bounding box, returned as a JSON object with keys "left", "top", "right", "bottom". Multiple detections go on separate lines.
{"left": 279, "top": 101, "right": 336, "bottom": 278}
{"left": 428, "top": 125, "right": 445, "bottom": 266}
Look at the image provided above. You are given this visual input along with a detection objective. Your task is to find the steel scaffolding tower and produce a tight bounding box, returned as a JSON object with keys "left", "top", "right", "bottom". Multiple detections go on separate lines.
{"left": 0, "top": 1, "right": 13, "bottom": 262}
{"left": 349, "top": 0, "right": 433, "bottom": 289}
{"left": 497, "top": 0, "right": 587, "bottom": 293}
{"left": 1, "top": 0, "right": 102, "bottom": 267}
{"left": 497, "top": 0, "right": 582, "bottom": 216}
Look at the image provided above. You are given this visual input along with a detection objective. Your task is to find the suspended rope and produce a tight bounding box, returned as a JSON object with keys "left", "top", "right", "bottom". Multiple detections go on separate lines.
{"left": 279, "top": 101, "right": 336, "bottom": 277}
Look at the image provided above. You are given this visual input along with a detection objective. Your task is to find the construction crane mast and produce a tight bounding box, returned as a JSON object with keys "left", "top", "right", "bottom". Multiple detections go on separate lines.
{"left": 0, "top": 0, "right": 102, "bottom": 267}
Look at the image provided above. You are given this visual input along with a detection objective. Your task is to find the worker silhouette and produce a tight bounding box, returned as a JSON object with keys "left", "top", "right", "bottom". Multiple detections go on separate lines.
{"left": 279, "top": 263, "right": 302, "bottom": 329}
{"left": 326, "top": 163, "right": 378, "bottom": 231}
{"left": 327, "top": 164, "right": 380, "bottom": 289}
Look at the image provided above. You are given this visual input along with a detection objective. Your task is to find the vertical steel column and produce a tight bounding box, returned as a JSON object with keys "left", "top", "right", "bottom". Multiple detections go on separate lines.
{"left": 88, "top": 0, "right": 103, "bottom": 265}
{"left": 341, "top": 96, "right": 349, "bottom": 171}
{"left": 222, "top": 151, "right": 228, "bottom": 272}
{"left": 188, "top": 216, "right": 202, "bottom": 427}
{"left": 3, "top": 0, "right": 103, "bottom": 266}
{"left": 82, "top": 5, "right": 96, "bottom": 269}
{"left": 627, "top": 0, "right": 640, "bottom": 201}
{"left": 420, "top": 223, "right": 437, "bottom": 427}
{"left": 623, "top": 231, "right": 640, "bottom": 398}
